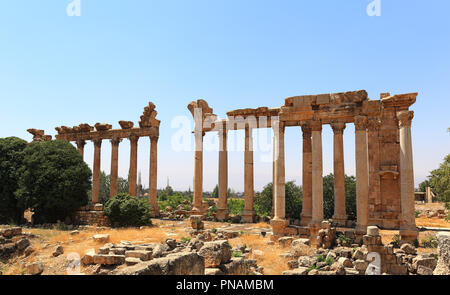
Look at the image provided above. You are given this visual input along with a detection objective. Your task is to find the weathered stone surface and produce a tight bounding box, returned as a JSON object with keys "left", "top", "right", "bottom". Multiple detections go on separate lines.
{"left": 218, "top": 257, "right": 249, "bottom": 275}
{"left": 367, "top": 226, "right": 379, "bottom": 236}
{"left": 125, "top": 257, "right": 141, "bottom": 266}
{"left": 125, "top": 250, "right": 152, "bottom": 261}
{"left": 81, "top": 249, "right": 96, "bottom": 265}
{"left": 117, "top": 252, "right": 205, "bottom": 275}
{"left": 16, "top": 238, "right": 30, "bottom": 251}
{"left": 298, "top": 256, "right": 316, "bottom": 267}
{"left": 434, "top": 232, "right": 450, "bottom": 275}
{"left": 400, "top": 243, "right": 416, "bottom": 255}
{"left": 26, "top": 262, "right": 44, "bottom": 275}
{"left": 198, "top": 240, "right": 232, "bottom": 268}
{"left": 282, "top": 267, "right": 308, "bottom": 275}
{"left": 417, "top": 265, "right": 433, "bottom": 275}
{"left": 190, "top": 215, "right": 204, "bottom": 230}
{"left": 205, "top": 268, "right": 224, "bottom": 275}
{"left": 93, "top": 254, "right": 125, "bottom": 265}
{"left": 93, "top": 234, "right": 110, "bottom": 243}
{"left": 337, "top": 257, "right": 353, "bottom": 268}
{"left": 52, "top": 245, "right": 64, "bottom": 257}
{"left": 412, "top": 255, "right": 437, "bottom": 271}
{"left": 353, "top": 259, "right": 368, "bottom": 273}
{"left": 278, "top": 237, "right": 294, "bottom": 247}
{"left": 292, "top": 238, "right": 310, "bottom": 247}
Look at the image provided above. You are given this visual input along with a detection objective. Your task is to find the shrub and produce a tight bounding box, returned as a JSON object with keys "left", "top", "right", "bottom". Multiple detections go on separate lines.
{"left": 228, "top": 198, "right": 244, "bottom": 215}
{"left": 103, "top": 194, "right": 151, "bottom": 227}
{"left": 422, "top": 236, "right": 438, "bottom": 248}
{"left": 325, "top": 257, "right": 335, "bottom": 266}
{"left": 255, "top": 181, "right": 303, "bottom": 219}
{"left": 15, "top": 140, "right": 92, "bottom": 224}
{"left": 391, "top": 234, "right": 401, "bottom": 248}
{"left": 232, "top": 251, "right": 243, "bottom": 258}
{"left": 0, "top": 137, "right": 27, "bottom": 224}
{"left": 158, "top": 193, "right": 191, "bottom": 211}
{"left": 337, "top": 233, "right": 351, "bottom": 246}
{"left": 181, "top": 237, "right": 191, "bottom": 244}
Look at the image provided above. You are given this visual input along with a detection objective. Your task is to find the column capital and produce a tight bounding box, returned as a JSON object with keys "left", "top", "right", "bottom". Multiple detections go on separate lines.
{"left": 397, "top": 110, "right": 414, "bottom": 128}
{"left": 110, "top": 137, "right": 122, "bottom": 146}
{"left": 129, "top": 134, "right": 140, "bottom": 143}
{"left": 330, "top": 121, "right": 346, "bottom": 134}
{"left": 76, "top": 139, "right": 86, "bottom": 147}
{"left": 93, "top": 138, "right": 102, "bottom": 147}
{"left": 367, "top": 117, "right": 382, "bottom": 131}
{"left": 310, "top": 119, "right": 322, "bottom": 132}
{"left": 301, "top": 122, "right": 312, "bottom": 136}
{"left": 354, "top": 115, "right": 368, "bottom": 131}
{"left": 150, "top": 135, "right": 159, "bottom": 142}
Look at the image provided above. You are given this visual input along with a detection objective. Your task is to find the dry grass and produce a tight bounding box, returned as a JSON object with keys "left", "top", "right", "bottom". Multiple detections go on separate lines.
{"left": 416, "top": 216, "right": 450, "bottom": 228}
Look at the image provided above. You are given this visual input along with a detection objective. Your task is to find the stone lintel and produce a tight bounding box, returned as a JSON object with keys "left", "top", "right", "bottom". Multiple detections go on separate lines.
{"left": 55, "top": 127, "right": 159, "bottom": 142}
{"left": 381, "top": 93, "right": 417, "bottom": 108}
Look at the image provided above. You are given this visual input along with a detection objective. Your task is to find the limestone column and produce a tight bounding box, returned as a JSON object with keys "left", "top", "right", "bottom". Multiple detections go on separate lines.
{"left": 242, "top": 124, "right": 255, "bottom": 223}
{"left": 270, "top": 121, "right": 288, "bottom": 236}
{"left": 397, "top": 111, "right": 419, "bottom": 241}
{"left": 300, "top": 123, "right": 312, "bottom": 226}
{"left": 110, "top": 137, "right": 122, "bottom": 198}
{"left": 355, "top": 116, "right": 369, "bottom": 234}
{"left": 92, "top": 138, "right": 102, "bottom": 204}
{"left": 128, "top": 135, "right": 139, "bottom": 197}
{"left": 76, "top": 139, "right": 86, "bottom": 159}
{"left": 192, "top": 128, "right": 204, "bottom": 214}
{"left": 149, "top": 135, "right": 159, "bottom": 217}
{"left": 217, "top": 122, "right": 229, "bottom": 221}
{"left": 331, "top": 122, "right": 347, "bottom": 226}
{"left": 310, "top": 120, "right": 324, "bottom": 226}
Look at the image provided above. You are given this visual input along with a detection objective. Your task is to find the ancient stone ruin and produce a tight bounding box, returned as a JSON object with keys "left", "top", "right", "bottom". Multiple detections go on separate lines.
{"left": 187, "top": 90, "right": 418, "bottom": 242}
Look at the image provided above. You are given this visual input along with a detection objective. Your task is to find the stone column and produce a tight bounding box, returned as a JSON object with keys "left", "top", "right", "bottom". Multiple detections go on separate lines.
{"left": 92, "top": 138, "right": 102, "bottom": 204}
{"left": 270, "top": 121, "right": 288, "bottom": 236}
{"left": 355, "top": 116, "right": 369, "bottom": 234}
{"left": 128, "top": 135, "right": 139, "bottom": 197}
{"left": 242, "top": 125, "right": 255, "bottom": 223}
{"left": 300, "top": 123, "right": 312, "bottom": 226}
{"left": 331, "top": 122, "right": 347, "bottom": 226}
{"left": 149, "top": 135, "right": 159, "bottom": 217}
{"left": 192, "top": 129, "right": 204, "bottom": 214}
{"left": 76, "top": 139, "right": 86, "bottom": 159}
{"left": 397, "top": 110, "right": 419, "bottom": 241}
{"left": 310, "top": 120, "right": 324, "bottom": 226}
{"left": 110, "top": 137, "right": 122, "bottom": 198}
{"left": 217, "top": 122, "right": 229, "bottom": 221}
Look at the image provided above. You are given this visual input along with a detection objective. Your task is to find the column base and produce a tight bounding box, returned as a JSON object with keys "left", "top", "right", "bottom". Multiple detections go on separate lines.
{"left": 300, "top": 213, "right": 312, "bottom": 226}
{"left": 216, "top": 208, "right": 229, "bottom": 221}
{"left": 332, "top": 215, "right": 348, "bottom": 227}
{"left": 242, "top": 210, "right": 256, "bottom": 223}
{"left": 270, "top": 218, "right": 289, "bottom": 237}
{"left": 400, "top": 227, "right": 419, "bottom": 244}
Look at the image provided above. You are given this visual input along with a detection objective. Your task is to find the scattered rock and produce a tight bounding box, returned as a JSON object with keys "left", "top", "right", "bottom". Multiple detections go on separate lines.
{"left": 26, "top": 262, "right": 44, "bottom": 275}
{"left": 93, "top": 234, "right": 110, "bottom": 243}
{"left": 52, "top": 245, "right": 64, "bottom": 257}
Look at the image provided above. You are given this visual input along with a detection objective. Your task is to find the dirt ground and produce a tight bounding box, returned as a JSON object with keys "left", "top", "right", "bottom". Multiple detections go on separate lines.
{"left": 1, "top": 202, "right": 448, "bottom": 275}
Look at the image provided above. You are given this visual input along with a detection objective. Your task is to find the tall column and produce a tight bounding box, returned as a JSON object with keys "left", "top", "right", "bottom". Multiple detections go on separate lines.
{"left": 300, "top": 123, "right": 312, "bottom": 225}
{"left": 242, "top": 125, "right": 255, "bottom": 223}
{"left": 92, "top": 139, "right": 102, "bottom": 204}
{"left": 149, "top": 135, "right": 159, "bottom": 217}
{"left": 128, "top": 135, "right": 139, "bottom": 197}
{"left": 217, "top": 122, "right": 229, "bottom": 221}
{"left": 355, "top": 116, "right": 369, "bottom": 234}
{"left": 110, "top": 137, "right": 122, "bottom": 198}
{"left": 397, "top": 110, "right": 419, "bottom": 241}
{"left": 310, "top": 119, "right": 324, "bottom": 226}
{"left": 331, "top": 122, "right": 347, "bottom": 226}
{"left": 270, "top": 121, "right": 288, "bottom": 236}
{"left": 76, "top": 139, "right": 86, "bottom": 159}
{"left": 192, "top": 129, "right": 204, "bottom": 214}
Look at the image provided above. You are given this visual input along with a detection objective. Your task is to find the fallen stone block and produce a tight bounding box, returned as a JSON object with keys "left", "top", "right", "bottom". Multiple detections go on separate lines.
{"left": 125, "top": 250, "right": 152, "bottom": 261}
{"left": 93, "top": 234, "right": 110, "bottom": 243}
{"left": 26, "top": 262, "right": 44, "bottom": 275}
{"left": 93, "top": 254, "right": 125, "bottom": 265}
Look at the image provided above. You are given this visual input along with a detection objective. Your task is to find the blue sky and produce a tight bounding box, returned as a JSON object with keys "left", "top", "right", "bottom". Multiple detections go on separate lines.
{"left": 1, "top": 0, "right": 449, "bottom": 191}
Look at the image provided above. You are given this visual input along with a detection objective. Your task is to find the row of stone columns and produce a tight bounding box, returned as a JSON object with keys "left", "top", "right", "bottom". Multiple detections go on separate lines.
{"left": 76, "top": 136, "right": 159, "bottom": 217}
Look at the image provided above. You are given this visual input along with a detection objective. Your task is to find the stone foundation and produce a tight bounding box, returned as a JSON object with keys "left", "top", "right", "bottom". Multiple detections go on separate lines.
{"left": 74, "top": 204, "right": 110, "bottom": 227}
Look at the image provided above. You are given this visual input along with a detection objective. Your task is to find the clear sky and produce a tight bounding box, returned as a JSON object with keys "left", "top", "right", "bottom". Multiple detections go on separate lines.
{"left": 1, "top": 0, "right": 449, "bottom": 192}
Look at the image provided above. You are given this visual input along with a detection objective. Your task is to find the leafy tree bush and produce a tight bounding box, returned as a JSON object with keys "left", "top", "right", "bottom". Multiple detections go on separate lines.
{"left": 0, "top": 137, "right": 27, "bottom": 224}
{"left": 428, "top": 154, "right": 450, "bottom": 203}
{"left": 95, "top": 172, "right": 129, "bottom": 204}
{"left": 323, "top": 174, "right": 357, "bottom": 220}
{"left": 103, "top": 193, "right": 151, "bottom": 227}
{"left": 158, "top": 193, "right": 192, "bottom": 211}
{"left": 255, "top": 181, "right": 302, "bottom": 219}
{"left": 15, "top": 140, "right": 92, "bottom": 223}
{"left": 227, "top": 198, "right": 244, "bottom": 215}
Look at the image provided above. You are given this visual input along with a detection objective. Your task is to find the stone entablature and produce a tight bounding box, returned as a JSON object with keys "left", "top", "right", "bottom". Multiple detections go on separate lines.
{"left": 187, "top": 90, "right": 418, "bottom": 242}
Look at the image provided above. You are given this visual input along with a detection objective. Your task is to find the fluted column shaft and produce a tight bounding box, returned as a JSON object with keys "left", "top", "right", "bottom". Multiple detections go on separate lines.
{"left": 92, "top": 139, "right": 102, "bottom": 204}
{"left": 301, "top": 123, "right": 312, "bottom": 225}
{"left": 110, "top": 137, "right": 121, "bottom": 198}
{"left": 128, "top": 135, "right": 139, "bottom": 196}
{"left": 331, "top": 122, "right": 347, "bottom": 226}
{"left": 311, "top": 120, "right": 323, "bottom": 225}
{"left": 397, "top": 111, "right": 418, "bottom": 240}
{"left": 217, "top": 122, "right": 229, "bottom": 221}
{"left": 355, "top": 116, "right": 369, "bottom": 234}
{"left": 149, "top": 136, "right": 159, "bottom": 217}
{"left": 242, "top": 125, "right": 255, "bottom": 223}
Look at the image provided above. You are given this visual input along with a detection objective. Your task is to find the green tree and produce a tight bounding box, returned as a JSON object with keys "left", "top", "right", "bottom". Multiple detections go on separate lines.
{"left": 322, "top": 174, "right": 357, "bottom": 220}
{"left": 255, "top": 181, "right": 303, "bottom": 219}
{"left": 0, "top": 137, "right": 27, "bottom": 223}
{"left": 15, "top": 140, "right": 92, "bottom": 223}
{"left": 212, "top": 185, "right": 219, "bottom": 199}
{"left": 417, "top": 179, "right": 430, "bottom": 193}
{"left": 429, "top": 154, "right": 450, "bottom": 203}
{"left": 103, "top": 193, "right": 151, "bottom": 227}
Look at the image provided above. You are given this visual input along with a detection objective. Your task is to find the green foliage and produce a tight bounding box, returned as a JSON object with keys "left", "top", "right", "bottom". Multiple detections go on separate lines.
{"left": 232, "top": 251, "right": 243, "bottom": 258}
{"left": 0, "top": 137, "right": 27, "bottom": 224}
{"left": 337, "top": 233, "right": 351, "bottom": 246}
{"left": 417, "top": 180, "right": 430, "bottom": 193}
{"left": 228, "top": 198, "right": 245, "bottom": 215}
{"left": 391, "top": 234, "right": 401, "bottom": 248}
{"left": 422, "top": 236, "right": 438, "bottom": 248}
{"left": 325, "top": 257, "right": 335, "bottom": 266}
{"left": 181, "top": 236, "right": 191, "bottom": 244}
{"left": 103, "top": 194, "right": 151, "bottom": 227}
{"left": 15, "top": 140, "right": 92, "bottom": 224}
{"left": 207, "top": 204, "right": 217, "bottom": 217}
{"left": 428, "top": 154, "right": 450, "bottom": 203}
{"left": 212, "top": 185, "right": 218, "bottom": 199}
{"left": 95, "top": 172, "right": 129, "bottom": 204}
{"left": 158, "top": 193, "right": 192, "bottom": 211}
{"left": 211, "top": 228, "right": 217, "bottom": 234}
{"left": 323, "top": 174, "right": 357, "bottom": 220}
{"left": 415, "top": 210, "right": 421, "bottom": 218}
{"left": 255, "top": 181, "right": 303, "bottom": 219}
{"left": 317, "top": 254, "right": 325, "bottom": 262}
